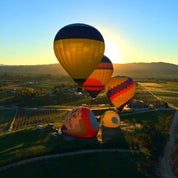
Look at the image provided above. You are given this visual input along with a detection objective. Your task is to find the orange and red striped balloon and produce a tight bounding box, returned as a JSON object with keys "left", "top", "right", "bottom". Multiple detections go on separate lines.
{"left": 83, "top": 55, "right": 113, "bottom": 99}
{"left": 105, "top": 76, "right": 136, "bottom": 110}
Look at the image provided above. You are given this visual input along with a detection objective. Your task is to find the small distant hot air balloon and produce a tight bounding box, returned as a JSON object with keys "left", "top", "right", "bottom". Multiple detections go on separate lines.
{"left": 102, "top": 110, "right": 120, "bottom": 128}
{"left": 105, "top": 76, "right": 136, "bottom": 111}
{"left": 83, "top": 55, "right": 113, "bottom": 99}
{"left": 61, "top": 107, "right": 99, "bottom": 138}
{"left": 54, "top": 23, "right": 105, "bottom": 86}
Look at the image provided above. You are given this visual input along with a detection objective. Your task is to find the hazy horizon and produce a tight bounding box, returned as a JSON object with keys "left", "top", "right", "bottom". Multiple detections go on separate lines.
{"left": 0, "top": 61, "right": 177, "bottom": 66}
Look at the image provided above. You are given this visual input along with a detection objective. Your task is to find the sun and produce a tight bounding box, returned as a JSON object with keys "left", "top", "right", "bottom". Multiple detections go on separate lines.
{"left": 104, "top": 37, "right": 121, "bottom": 64}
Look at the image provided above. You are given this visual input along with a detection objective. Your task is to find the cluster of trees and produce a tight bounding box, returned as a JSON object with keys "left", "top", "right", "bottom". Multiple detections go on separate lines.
{"left": 128, "top": 99, "right": 168, "bottom": 109}
{"left": 128, "top": 119, "right": 170, "bottom": 176}
{"left": 16, "top": 88, "right": 43, "bottom": 97}
{"left": 138, "top": 121, "right": 167, "bottom": 176}
{"left": 148, "top": 100, "right": 168, "bottom": 109}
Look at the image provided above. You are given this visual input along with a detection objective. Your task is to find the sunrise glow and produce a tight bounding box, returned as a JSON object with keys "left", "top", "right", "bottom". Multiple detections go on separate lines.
{"left": 104, "top": 37, "right": 122, "bottom": 64}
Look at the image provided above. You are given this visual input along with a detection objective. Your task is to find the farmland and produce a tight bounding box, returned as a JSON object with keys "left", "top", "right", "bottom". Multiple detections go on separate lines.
{"left": 133, "top": 83, "right": 158, "bottom": 105}
{"left": 0, "top": 110, "right": 16, "bottom": 133}
{"left": 10, "top": 109, "right": 69, "bottom": 131}
{"left": 0, "top": 67, "right": 178, "bottom": 177}
{"left": 138, "top": 82, "right": 178, "bottom": 107}
{"left": 0, "top": 109, "right": 176, "bottom": 177}
{"left": 1, "top": 71, "right": 177, "bottom": 109}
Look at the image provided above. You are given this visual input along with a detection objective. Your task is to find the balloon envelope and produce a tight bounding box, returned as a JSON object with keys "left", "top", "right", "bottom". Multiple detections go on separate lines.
{"left": 102, "top": 110, "right": 120, "bottom": 128}
{"left": 83, "top": 55, "right": 113, "bottom": 98}
{"left": 54, "top": 23, "right": 105, "bottom": 86}
{"left": 105, "top": 76, "right": 136, "bottom": 110}
{"left": 61, "top": 107, "right": 99, "bottom": 138}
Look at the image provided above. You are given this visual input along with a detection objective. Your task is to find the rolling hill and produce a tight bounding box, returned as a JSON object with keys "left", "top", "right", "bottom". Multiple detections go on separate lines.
{"left": 113, "top": 62, "right": 178, "bottom": 79}
{"left": 0, "top": 62, "right": 177, "bottom": 79}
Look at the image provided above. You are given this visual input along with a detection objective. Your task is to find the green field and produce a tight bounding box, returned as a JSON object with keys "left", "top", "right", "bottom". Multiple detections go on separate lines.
{"left": 1, "top": 71, "right": 177, "bottom": 108}
{"left": 0, "top": 110, "right": 175, "bottom": 177}
{"left": 133, "top": 83, "right": 158, "bottom": 105}
{"left": 0, "top": 152, "right": 146, "bottom": 178}
{"left": 0, "top": 85, "right": 110, "bottom": 107}
{"left": 2, "top": 77, "right": 177, "bottom": 109}
{"left": 0, "top": 72, "right": 177, "bottom": 177}
{"left": 138, "top": 82, "right": 178, "bottom": 107}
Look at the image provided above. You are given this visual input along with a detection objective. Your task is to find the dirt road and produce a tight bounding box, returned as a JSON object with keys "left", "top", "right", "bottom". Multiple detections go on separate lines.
{"left": 159, "top": 110, "right": 178, "bottom": 178}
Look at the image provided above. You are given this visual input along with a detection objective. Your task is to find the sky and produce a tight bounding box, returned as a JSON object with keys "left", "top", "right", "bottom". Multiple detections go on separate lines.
{"left": 1, "top": 0, "right": 178, "bottom": 65}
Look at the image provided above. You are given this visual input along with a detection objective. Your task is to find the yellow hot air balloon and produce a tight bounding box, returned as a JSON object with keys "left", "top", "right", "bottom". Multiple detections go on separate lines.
{"left": 83, "top": 55, "right": 113, "bottom": 99}
{"left": 54, "top": 23, "right": 105, "bottom": 86}
{"left": 102, "top": 110, "right": 120, "bottom": 128}
{"left": 105, "top": 76, "right": 136, "bottom": 111}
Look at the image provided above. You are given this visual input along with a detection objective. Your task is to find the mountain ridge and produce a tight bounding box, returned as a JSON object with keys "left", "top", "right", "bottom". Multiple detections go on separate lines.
{"left": 0, "top": 62, "right": 177, "bottom": 79}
